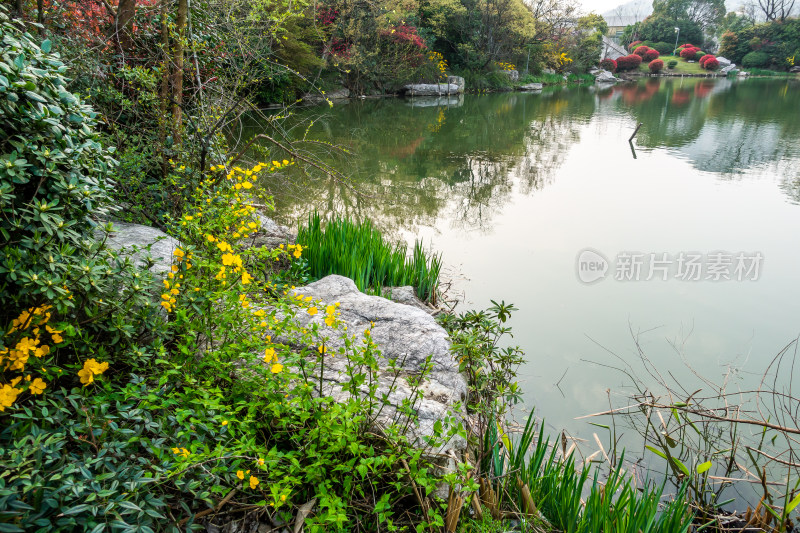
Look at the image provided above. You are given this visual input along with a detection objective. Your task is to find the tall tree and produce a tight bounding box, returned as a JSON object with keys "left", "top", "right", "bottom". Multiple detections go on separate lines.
{"left": 755, "top": 0, "right": 796, "bottom": 21}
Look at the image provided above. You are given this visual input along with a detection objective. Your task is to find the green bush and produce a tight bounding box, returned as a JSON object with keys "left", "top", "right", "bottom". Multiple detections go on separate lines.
{"left": 0, "top": 5, "right": 160, "bottom": 405}
{"left": 651, "top": 41, "right": 674, "bottom": 54}
{"left": 742, "top": 50, "right": 770, "bottom": 68}
{"left": 668, "top": 59, "right": 678, "bottom": 69}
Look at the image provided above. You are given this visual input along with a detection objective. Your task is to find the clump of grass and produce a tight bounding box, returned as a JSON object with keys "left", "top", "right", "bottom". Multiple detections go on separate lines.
{"left": 474, "top": 411, "right": 695, "bottom": 533}
{"left": 745, "top": 67, "right": 798, "bottom": 77}
{"left": 297, "top": 213, "right": 442, "bottom": 303}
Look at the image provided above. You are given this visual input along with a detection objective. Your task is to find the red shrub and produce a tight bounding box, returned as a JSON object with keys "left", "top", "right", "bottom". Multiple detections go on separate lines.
{"left": 643, "top": 49, "right": 660, "bottom": 61}
{"left": 649, "top": 58, "right": 664, "bottom": 72}
{"left": 616, "top": 54, "right": 643, "bottom": 71}
{"left": 681, "top": 43, "right": 695, "bottom": 48}
{"left": 599, "top": 58, "right": 617, "bottom": 72}
{"left": 699, "top": 54, "right": 711, "bottom": 66}
{"left": 703, "top": 57, "right": 720, "bottom": 70}
{"left": 680, "top": 47, "right": 699, "bottom": 59}
{"left": 633, "top": 45, "right": 650, "bottom": 57}
{"left": 628, "top": 40, "right": 642, "bottom": 51}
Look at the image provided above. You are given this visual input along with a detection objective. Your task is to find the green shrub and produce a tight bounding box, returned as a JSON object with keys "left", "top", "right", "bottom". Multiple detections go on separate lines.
{"left": 742, "top": 50, "right": 770, "bottom": 67}
{"left": 652, "top": 41, "right": 674, "bottom": 54}
{"left": 0, "top": 5, "right": 160, "bottom": 407}
{"left": 668, "top": 59, "right": 678, "bottom": 69}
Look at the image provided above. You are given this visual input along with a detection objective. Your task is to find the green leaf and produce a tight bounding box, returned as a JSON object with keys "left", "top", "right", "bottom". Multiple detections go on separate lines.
{"left": 787, "top": 492, "right": 800, "bottom": 514}
{"left": 25, "top": 91, "right": 47, "bottom": 103}
{"left": 41, "top": 39, "right": 52, "bottom": 53}
{"left": 696, "top": 461, "right": 712, "bottom": 474}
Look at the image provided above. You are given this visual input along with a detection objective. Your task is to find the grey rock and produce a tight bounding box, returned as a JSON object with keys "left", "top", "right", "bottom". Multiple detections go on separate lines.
{"left": 302, "top": 87, "right": 350, "bottom": 104}
{"left": 382, "top": 286, "right": 433, "bottom": 314}
{"left": 104, "top": 222, "right": 182, "bottom": 276}
{"left": 240, "top": 214, "right": 296, "bottom": 250}
{"left": 517, "top": 82, "right": 543, "bottom": 91}
{"left": 446, "top": 75, "right": 465, "bottom": 91}
{"left": 790, "top": 65, "right": 800, "bottom": 73}
{"left": 543, "top": 68, "right": 556, "bottom": 75}
{"left": 720, "top": 65, "right": 738, "bottom": 75}
{"left": 500, "top": 69, "right": 520, "bottom": 82}
{"left": 403, "top": 83, "right": 461, "bottom": 96}
{"left": 286, "top": 275, "right": 467, "bottom": 458}
{"left": 594, "top": 69, "right": 619, "bottom": 83}
{"left": 716, "top": 56, "right": 732, "bottom": 67}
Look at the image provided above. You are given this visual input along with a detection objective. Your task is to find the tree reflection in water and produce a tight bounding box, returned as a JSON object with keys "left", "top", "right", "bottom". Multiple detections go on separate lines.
{"left": 238, "top": 77, "right": 800, "bottom": 236}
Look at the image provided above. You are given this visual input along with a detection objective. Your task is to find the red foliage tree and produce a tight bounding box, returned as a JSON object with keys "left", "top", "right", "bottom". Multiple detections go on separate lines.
{"left": 633, "top": 45, "right": 650, "bottom": 57}
{"left": 599, "top": 58, "right": 617, "bottom": 71}
{"left": 680, "top": 47, "right": 699, "bottom": 59}
{"left": 643, "top": 49, "right": 660, "bottom": 61}
{"left": 628, "top": 40, "right": 642, "bottom": 51}
{"left": 702, "top": 57, "right": 720, "bottom": 70}
{"left": 649, "top": 58, "right": 664, "bottom": 72}
{"left": 616, "top": 54, "right": 643, "bottom": 71}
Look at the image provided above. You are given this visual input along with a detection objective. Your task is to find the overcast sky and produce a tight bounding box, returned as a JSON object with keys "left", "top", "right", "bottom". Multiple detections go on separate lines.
{"left": 578, "top": 0, "right": 631, "bottom": 15}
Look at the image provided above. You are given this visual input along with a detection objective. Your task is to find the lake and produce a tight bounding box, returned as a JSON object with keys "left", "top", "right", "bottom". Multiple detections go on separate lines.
{"left": 257, "top": 77, "right": 800, "bottom": 451}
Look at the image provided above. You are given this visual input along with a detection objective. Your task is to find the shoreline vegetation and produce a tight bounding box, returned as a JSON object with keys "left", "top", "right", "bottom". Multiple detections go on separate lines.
{"left": 2, "top": 0, "right": 800, "bottom": 531}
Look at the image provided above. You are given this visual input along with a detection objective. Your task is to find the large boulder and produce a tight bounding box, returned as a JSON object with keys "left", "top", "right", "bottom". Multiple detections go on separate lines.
{"left": 716, "top": 56, "right": 732, "bottom": 67}
{"left": 403, "top": 83, "right": 461, "bottom": 96}
{"left": 247, "top": 214, "right": 296, "bottom": 249}
{"left": 500, "top": 69, "right": 520, "bottom": 82}
{"left": 287, "top": 275, "right": 467, "bottom": 457}
{"left": 594, "top": 69, "right": 619, "bottom": 83}
{"left": 447, "top": 75, "right": 466, "bottom": 93}
{"left": 303, "top": 87, "right": 350, "bottom": 104}
{"left": 104, "top": 222, "right": 182, "bottom": 276}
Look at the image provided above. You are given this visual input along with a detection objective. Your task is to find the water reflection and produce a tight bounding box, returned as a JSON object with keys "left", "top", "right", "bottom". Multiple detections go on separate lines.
{"left": 251, "top": 78, "right": 800, "bottom": 235}
{"left": 245, "top": 79, "right": 800, "bottom": 480}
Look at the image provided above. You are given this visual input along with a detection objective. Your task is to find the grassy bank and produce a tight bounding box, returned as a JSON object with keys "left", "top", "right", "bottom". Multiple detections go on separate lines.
{"left": 456, "top": 69, "right": 594, "bottom": 93}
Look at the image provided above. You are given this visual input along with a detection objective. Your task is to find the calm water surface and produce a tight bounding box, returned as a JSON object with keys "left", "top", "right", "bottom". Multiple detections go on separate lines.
{"left": 258, "top": 78, "right": 800, "bottom": 443}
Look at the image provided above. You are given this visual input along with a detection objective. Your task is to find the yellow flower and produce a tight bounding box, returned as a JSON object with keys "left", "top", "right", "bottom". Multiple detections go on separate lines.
{"left": 280, "top": 494, "right": 286, "bottom": 502}
{"left": 34, "top": 345, "right": 50, "bottom": 358}
{"left": 78, "top": 368, "right": 94, "bottom": 386}
{"left": 222, "top": 420, "right": 228, "bottom": 426}
{"left": 257, "top": 458, "right": 265, "bottom": 466}
{"left": 324, "top": 316, "right": 335, "bottom": 327}
{"left": 29, "top": 378, "right": 46, "bottom": 395}
{"left": 293, "top": 244, "right": 303, "bottom": 259}
{"left": 249, "top": 476, "right": 259, "bottom": 489}
{"left": 237, "top": 470, "right": 245, "bottom": 480}
{"left": 0, "top": 384, "right": 22, "bottom": 411}
{"left": 270, "top": 363, "right": 283, "bottom": 374}
{"left": 241, "top": 271, "right": 253, "bottom": 285}
{"left": 307, "top": 306, "right": 318, "bottom": 316}
{"left": 264, "top": 347, "right": 276, "bottom": 363}
{"left": 79, "top": 358, "right": 109, "bottom": 386}
{"left": 173, "top": 248, "right": 185, "bottom": 259}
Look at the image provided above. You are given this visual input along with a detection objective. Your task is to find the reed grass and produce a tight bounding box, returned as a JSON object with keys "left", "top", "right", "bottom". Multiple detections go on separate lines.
{"left": 477, "top": 411, "right": 695, "bottom": 533}
{"left": 297, "top": 213, "right": 442, "bottom": 303}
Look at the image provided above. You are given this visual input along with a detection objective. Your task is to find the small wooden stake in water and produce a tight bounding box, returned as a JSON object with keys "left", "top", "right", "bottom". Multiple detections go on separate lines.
{"left": 629, "top": 122, "right": 643, "bottom": 142}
